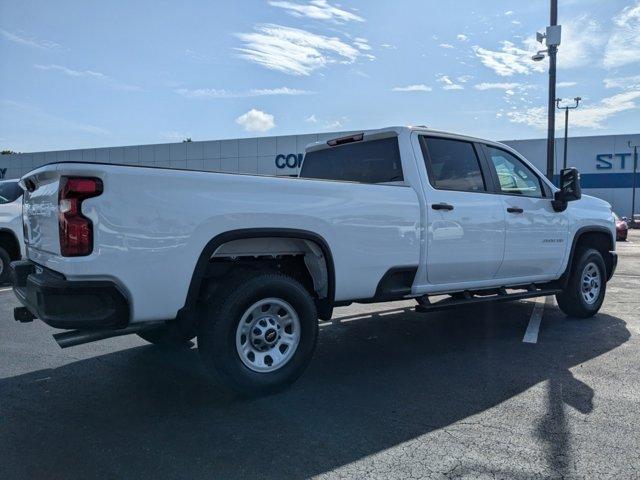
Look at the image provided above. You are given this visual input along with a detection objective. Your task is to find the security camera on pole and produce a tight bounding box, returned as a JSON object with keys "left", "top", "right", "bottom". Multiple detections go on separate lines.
{"left": 532, "top": 0, "right": 562, "bottom": 183}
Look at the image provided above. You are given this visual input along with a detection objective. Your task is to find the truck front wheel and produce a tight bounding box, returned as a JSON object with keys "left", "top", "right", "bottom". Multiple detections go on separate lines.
{"left": 198, "top": 273, "right": 318, "bottom": 396}
{"left": 556, "top": 248, "right": 607, "bottom": 318}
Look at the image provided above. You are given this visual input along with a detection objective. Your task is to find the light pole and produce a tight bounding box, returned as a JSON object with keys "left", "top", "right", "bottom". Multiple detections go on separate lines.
{"left": 556, "top": 97, "right": 581, "bottom": 170}
{"left": 629, "top": 140, "right": 638, "bottom": 227}
{"left": 532, "top": 0, "right": 562, "bottom": 182}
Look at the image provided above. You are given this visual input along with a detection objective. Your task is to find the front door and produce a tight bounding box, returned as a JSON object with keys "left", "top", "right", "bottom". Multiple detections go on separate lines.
{"left": 482, "top": 144, "right": 568, "bottom": 279}
{"left": 418, "top": 135, "right": 506, "bottom": 285}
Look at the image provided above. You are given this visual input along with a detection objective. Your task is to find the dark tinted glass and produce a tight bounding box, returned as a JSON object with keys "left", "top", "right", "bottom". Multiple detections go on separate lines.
{"left": 0, "top": 181, "right": 22, "bottom": 204}
{"left": 300, "top": 137, "right": 404, "bottom": 184}
{"left": 422, "top": 137, "right": 485, "bottom": 192}
{"left": 485, "top": 146, "right": 543, "bottom": 197}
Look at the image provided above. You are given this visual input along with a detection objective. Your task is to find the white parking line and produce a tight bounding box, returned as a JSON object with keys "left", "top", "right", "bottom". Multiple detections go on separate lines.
{"left": 523, "top": 296, "right": 547, "bottom": 344}
{"left": 0, "top": 287, "right": 12, "bottom": 292}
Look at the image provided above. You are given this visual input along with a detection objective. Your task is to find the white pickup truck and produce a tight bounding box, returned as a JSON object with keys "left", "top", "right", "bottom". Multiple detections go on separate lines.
{"left": 11, "top": 126, "right": 617, "bottom": 395}
{"left": 0, "top": 180, "right": 25, "bottom": 284}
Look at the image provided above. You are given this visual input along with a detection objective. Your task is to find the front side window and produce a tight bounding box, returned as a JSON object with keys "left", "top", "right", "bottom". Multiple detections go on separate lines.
{"left": 485, "top": 146, "right": 543, "bottom": 197}
{"left": 0, "top": 181, "right": 22, "bottom": 205}
{"left": 300, "top": 137, "right": 403, "bottom": 184}
{"left": 421, "top": 137, "right": 486, "bottom": 192}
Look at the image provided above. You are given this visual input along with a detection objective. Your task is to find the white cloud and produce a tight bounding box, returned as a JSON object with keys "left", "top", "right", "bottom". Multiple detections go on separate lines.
{"left": 557, "top": 81, "right": 578, "bottom": 88}
{"left": 175, "top": 86, "right": 315, "bottom": 98}
{"left": 306, "top": 114, "right": 317, "bottom": 123}
{"left": 0, "top": 29, "right": 60, "bottom": 49}
{"left": 507, "top": 89, "right": 640, "bottom": 129}
{"left": 236, "top": 24, "right": 367, "bottom": 75}
{"left": 35, "top": 64, "right": 106, "bottom": 79}
{"left": 235, "top": 109, "right": 276, "bottom": 132}
{"left": 554, "top": 16, "right": 606, "bottom": 69}
{"left": 604, "top": 74, "right": 640, "bottom": 89}
{"left": 34, "top": 64, "right": 141, "bottom": 91}
{"left": 324, "top": 118, "right": 346, "bottom": 129}
{"left": 380, "top": 43, "right": 397, "bottom": 49}
{"left": 354, "top": 37, "right": 372, "bottom": 51}
{"left": 604, "top": 1, "right": 640, "bottom": 68}
{"left": 268, "top": 0, "right": 364, "bottom": 23}
{"left": 392, "top": 84, "right": 432, "bottom": 92}
{"left": 439, "top": 43, "right": 454, "bottom": 49}
{"left": 473, "top": 41, "right": 545, "bottom": 76}
{"left": 474, "top": 82, "right": 521, "bottom": 90}
{"left": 456, "top": 34, "right": 468, "bottom": 42}
{"left": 505, "top": 10, "right": 514, "bottom": 16}
{"left": 437, "top": 74, "right": 464, "bottom": 90}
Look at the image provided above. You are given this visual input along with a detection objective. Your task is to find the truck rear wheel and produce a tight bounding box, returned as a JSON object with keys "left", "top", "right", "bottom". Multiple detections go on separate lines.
{"left": 0, "top": 247, "right": 11, "bottom": 284}
{"left": 556, "top": 248, "right": 606, "bottom": 318}
{"left": 198, "top": 273, "right": 318, "bottom": 396}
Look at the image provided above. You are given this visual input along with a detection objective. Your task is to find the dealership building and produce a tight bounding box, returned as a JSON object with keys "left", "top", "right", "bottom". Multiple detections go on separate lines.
{"left": 1, "top": 130, "right": 639, "bottom": 217}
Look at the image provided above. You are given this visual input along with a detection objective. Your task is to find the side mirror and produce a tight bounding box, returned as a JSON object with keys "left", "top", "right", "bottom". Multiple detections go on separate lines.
{"left": 552, "top": 167, "right": 581, "bottom": 212}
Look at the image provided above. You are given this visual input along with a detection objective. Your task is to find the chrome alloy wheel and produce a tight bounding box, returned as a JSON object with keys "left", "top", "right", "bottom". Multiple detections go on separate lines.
{"left": 235, "top": 298, "right": 301, "bottom": 373}
{"left": 581, "top": 262, "right": 601, "bottom": 305}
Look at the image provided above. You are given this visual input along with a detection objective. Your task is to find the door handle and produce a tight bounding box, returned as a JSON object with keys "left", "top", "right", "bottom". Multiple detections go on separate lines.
{"left": 507, "top": 207, "right": 524, "bottom": 214}
{"left": 432, "top": 203, "right": 454, "bottom": 211}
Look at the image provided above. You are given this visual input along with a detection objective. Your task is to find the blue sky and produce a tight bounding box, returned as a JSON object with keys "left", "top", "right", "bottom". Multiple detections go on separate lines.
{"left": 1, "top": 0, "right": 639, "bottom": 152}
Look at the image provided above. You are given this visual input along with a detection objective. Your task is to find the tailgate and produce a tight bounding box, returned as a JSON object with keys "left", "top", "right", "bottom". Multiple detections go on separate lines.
{"left": 22, "top": 166, "right": 63, "bottom": 256}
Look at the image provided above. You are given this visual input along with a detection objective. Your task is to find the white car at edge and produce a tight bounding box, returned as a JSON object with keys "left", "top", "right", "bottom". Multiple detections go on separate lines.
{"left": 0, "top": 180, "right": 25, "bottom": 284}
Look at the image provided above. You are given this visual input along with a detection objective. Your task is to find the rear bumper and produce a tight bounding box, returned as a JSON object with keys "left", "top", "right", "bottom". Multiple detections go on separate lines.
{"left": 10, "top": 260, "right": 129, "bottom": 329}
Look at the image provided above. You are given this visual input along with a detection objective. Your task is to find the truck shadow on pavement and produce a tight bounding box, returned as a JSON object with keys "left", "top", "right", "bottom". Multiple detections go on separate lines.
{"left": 0, "top": 301, "right": 630, "bottom": 479}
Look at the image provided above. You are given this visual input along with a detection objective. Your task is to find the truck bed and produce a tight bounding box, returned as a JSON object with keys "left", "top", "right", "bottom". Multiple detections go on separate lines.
{"left": 22, "top": 162, "right": 421, "bottom": 322}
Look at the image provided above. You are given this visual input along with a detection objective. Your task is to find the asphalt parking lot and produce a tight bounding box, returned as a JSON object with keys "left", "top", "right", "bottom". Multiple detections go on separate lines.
{"left": 1, "top": 233, "right": 639, "bottom": 480}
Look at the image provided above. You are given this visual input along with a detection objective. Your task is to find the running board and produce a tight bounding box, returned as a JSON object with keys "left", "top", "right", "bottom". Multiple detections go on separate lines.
{"left": 414, "top": 288, "right": 561, "bottom": 313}
{"left": 53, "top": 321, "right": 166, "bottom": 348}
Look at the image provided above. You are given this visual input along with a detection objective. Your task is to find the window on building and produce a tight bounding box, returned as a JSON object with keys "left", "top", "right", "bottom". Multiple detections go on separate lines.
{"left": 300, "top": 137, "right": 404, "bottom": 184}
{"left": 421, "top": 137, "right": 486, "bottom": 192}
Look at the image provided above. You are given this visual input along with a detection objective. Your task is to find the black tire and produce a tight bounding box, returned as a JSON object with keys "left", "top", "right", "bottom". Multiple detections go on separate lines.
{"left": 0, "top": 247, "right": 11, "bottom": 285}
{"left": 556, "top": 248, "right": 607, "bottom": 318}
{"left": 198, "top": 273, "right": 318, "bottom": 396}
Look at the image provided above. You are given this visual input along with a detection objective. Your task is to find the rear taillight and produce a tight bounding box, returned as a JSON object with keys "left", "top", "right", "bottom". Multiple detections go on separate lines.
{"left": 58, "top": 176, "right": 103, "bottom": 257}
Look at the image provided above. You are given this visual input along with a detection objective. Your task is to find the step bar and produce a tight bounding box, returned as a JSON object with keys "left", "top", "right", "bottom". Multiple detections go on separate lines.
{"left": 414, "top": 286, "right": 561, "bottom": 313}
{"left": 53, "top": 321, "right": 166, "bottom": 348}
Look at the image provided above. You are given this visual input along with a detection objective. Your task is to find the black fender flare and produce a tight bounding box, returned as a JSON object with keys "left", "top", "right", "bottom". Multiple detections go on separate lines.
{"left": 558, "top": 226, "right": 615, "bottom": 287}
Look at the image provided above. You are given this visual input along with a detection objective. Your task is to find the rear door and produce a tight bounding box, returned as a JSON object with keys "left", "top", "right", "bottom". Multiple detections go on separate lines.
{"left": 418, "top": 135, "right": 505, "bottom": 285}
{"left": 481, "top": 144, "right": 568, "bottom": 279}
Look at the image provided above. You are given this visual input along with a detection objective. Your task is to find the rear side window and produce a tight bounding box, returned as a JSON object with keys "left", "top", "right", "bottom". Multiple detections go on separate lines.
{"left": 421, "top": 137, "right": 486, "bottom": 192}
{"left": 0, "top": 181, "right": 22, "bottom": 204}
{"left": 300, "top": 137, "right": 404, "bottom": 184}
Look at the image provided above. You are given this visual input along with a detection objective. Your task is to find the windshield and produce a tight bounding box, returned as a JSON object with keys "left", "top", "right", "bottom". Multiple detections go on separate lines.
{"left": 0, "top": 181, "right": 23, "bottom": 205}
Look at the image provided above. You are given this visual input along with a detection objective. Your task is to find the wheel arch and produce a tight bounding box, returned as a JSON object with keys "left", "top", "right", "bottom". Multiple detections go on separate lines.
{"left": 560, "top": 226, "right": 615, "bottom": 286}
{"left": 178, "top": 228, "right": 336, "bottom": 325}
